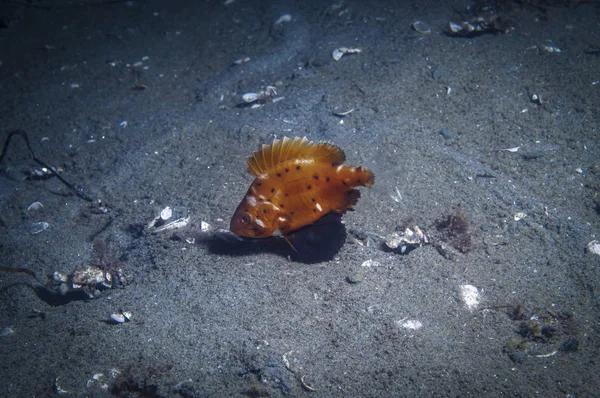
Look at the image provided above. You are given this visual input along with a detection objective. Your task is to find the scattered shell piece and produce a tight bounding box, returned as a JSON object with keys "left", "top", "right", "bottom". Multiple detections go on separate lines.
{"left": 575, "top": 168, "right": 583, "bottom": 174}
{"left": 502, "top": 146, "right": 520, "bottom": 153}
{"left": 0, "top": 326, "right": 14, "bottom": 337}
{"left": 233, "top": 56, "right": 250, "bottom": 65}
{"left": 242, "top": 86, "right": 283, "bottom": 108}
{"left": 185, "top": 237, "right": 196, "bottom": 244}
{"left": 411, "top": 20, "right": 430, "bottom": 34}
{"left": 361, "top": 259, "right": 381, "bottom": 268}
{"left": 119, "top": 121, "right": 127, "bottom": 127}
{"left": 332, "top": 47, "right": 362, "bottom": 61}
{"left": 53, "top": 271, "right": 69, "bottom": 283}
{"left": 282, "top": 350, "right": 298, "bottom": 373}
{"left": 542, "top": 44, "right": 562, "bottom": 53}
{"left": 160, "top": 206, "right": 173, "bottom": 221}
{"left": 275, "top": 14, "right": 292, "bottom": 24}
{"left": 332, "top": 108, "right": 354, "bottom": 117}
{"left": 109, "top": 369, "right": 121, "bottom": 379}
{"left": 151, "top": 216, "right": 191, "bottom": 233}
{"left": 110, "top": 310, "right": 132, "bottom": 324}
{"left": 27, "top": 201, "right": 44, "bottom": 212}
{"left": 200, "top": 221, "right": 211, "bottom": 232}
{"left": 397, "top": 318, "right": 423, "bottom": 330}
{"left": 586, "top": 240, "right": 600, "bottom": 256}
{"left": 514, "top": 212, "right": 527, "bottom": 221}
{"left": 531, "top": 350, "right": 558, "bottom": 358}
{"left": 531, "top": 94, "right": 543, "bottom": 105}
{"left": 110, "top": 313, "right": 126, "bottom": 323}
{"left": 30, "top": 221, "right": 50, "bottom": 234}
{"left": 460, "top": 284, "right": 480, "bottom": 311}
{"left": 385, "top": 226, "right": 428, "bottom": 254}
{"left": 300, "top": 375, "right": 317, "bottom": 392}
{"left": 54, "top": 377, "right": 68, "bottom": 394}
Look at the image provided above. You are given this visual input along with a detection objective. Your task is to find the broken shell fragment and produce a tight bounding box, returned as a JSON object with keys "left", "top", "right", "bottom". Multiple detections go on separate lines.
{"left": 242, "top": 93, "right": 259, "bottom": 103}
{"left": 27, "top": 201, "right": 44, "bottom": 212}
{"left": 151, "top": 216, "right": 191, "bottom": 233}
{"left": 241, "top": 86, "right": 283, "bottom": 108}
{"left": 160, "top": 206, "right": 172, "bottom": 221}
{"left": 586, "top": 240, "right": 600, "bottom": 256}
{"left": 397, "top": 318, "right": 423, "bottom": 330}
{"left": 110, "top": 313, "right": 125, "bottom": 323}
{"left": 274, "top": 14, "right": 292, "bottom": 25}
{"left": 110, "top": 310, "right": 132, "bottom": 324}
{"left": 332, "top": 47, "right": 362, "bottom": 61}
{"left": 411, "top": 20, "right": 431, "bottom": 34}
{"left": 30, "top": 221, "right": 50, "bottom": 234}
{"left": 460, "top": 284, "right": 480, "bottom": 311}
{"left": 513, "top": 212, "right": 527, "bottom": 221}
{"left": 200, "top": 221, "right": 211, "bottom": 232}
{"left": 385, "top": 226, "right": 428, "bottom": 254}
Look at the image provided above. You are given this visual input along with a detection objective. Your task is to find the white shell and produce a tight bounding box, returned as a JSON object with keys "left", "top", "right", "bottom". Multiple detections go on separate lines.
{"left": 243, "top": 93, "right": 258, "bottom": 103}
{"left": 460, "top": 284, "right": 480, "bottom": 311}
{"left": 397, "top": 318, "right": 423, "bottom": 330}
{"left": 52, "top": 271, "right": 69, "bottom": 283}
{"left": 275, "top": 14, "right": 292, "bottom": 24}
{"left": 514, "top": 212, "right": 527, "bottom": 221}
{"left": 361, "top": 259, "right": 381, "bottom": 268}
{"left": 151, "top": 216, "right": 191, "bottom": 233}
{"left": 27, "top": 201, "right": 44, "bottom": 212}
{"left": 110, "top": 313, "right": 125, "bottom": 323}
{"left": 200, "top": 221, "right": 211, "bottom": 232}
{"left": 448, "top": 22, "right": 462, "bottom": 33}
{"left": 332, "top": 47, "right": 362, "bottom": 61}
{"left": 30, "top": 221, "right": 49, "bottom": 234}
{"left": 160, "top": 206, "right": 173, "bottom": 220}
{"left": 586, "top": 240, "right": 600, "bottom": 256}
{"left": 412, "top": 20, "right": 430, "bottom": 34}
{"left": 122, "top": 311, "right": 133, "bottom": 321}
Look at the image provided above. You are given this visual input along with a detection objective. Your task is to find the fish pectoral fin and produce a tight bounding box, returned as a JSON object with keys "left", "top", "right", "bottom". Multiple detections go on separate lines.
{"left": 284, "top": 235, "right": 298, "bottom": 252}
{"left": 333, "top": 189, "right": 361, "bottom": 213}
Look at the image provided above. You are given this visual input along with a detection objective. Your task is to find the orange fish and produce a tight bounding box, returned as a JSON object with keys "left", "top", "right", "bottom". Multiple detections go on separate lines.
{"left": 230, "top": 136, "right": 374, "bottom": 247}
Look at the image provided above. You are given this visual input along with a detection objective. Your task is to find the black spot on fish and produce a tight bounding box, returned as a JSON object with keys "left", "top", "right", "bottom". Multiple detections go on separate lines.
{"left": 276, "top": 173, "right": 282, "bottom": 177}
{"left": 313, "top": 175, "right": 319, "bottom": 180}
{"left": 326, "top": 177, "right": 330, "bottom": 182}
{"left": 271, "top": 188, "right": 275, "bottom": 193}
{"left": 307, "top": 185, "right": 312, "bottom": 190}
{"left": 296, "top": 165, "right": 301, "bottom": 170}
{"left": 285, "top": 168, "right": 289, "bottom": 173}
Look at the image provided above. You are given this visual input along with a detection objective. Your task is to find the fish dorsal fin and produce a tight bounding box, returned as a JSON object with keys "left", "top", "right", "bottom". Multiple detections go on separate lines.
{"left": 246, "top": 136, "right": 346, "bottom": 176}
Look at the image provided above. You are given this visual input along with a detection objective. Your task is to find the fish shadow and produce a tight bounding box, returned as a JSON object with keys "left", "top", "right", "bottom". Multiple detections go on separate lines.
{"left": 204, "top": 213, "right": 346, "bottom": 264}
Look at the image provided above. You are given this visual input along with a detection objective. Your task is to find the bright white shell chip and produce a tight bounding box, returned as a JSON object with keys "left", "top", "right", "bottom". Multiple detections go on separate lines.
{"left": 460, "top": 284, "right": 480, "bottom": 311}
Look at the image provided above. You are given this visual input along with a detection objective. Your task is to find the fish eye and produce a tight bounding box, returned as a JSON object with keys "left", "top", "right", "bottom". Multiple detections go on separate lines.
{"left": 240, "top": 215, "right": 251, "bottom": 225}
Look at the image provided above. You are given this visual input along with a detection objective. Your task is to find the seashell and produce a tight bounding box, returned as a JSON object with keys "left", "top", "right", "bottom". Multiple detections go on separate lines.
{"left": 275, "top": 14, "right": 291, "bottom": 24}
{"left": 160, "top": 206, "right": 172, "bottom": 221}
{"left": 27, "top": 201, "right": 44, "bottom": 212}
{"left": 110, "top": 313, "right": 125, "bottom": 323}
{"left": 412, "top": 20, "right": 430, "bottom": 34}
{"left": 30, "top": 221, "right": 49, "bottom": 234}
{"left": 242, "top": 93, "right": 259, "bottom": 103}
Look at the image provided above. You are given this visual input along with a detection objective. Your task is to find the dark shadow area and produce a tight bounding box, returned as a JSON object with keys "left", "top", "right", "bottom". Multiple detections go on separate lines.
{"left": 204, "top": 212, "right": 346, "bottom": 264}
